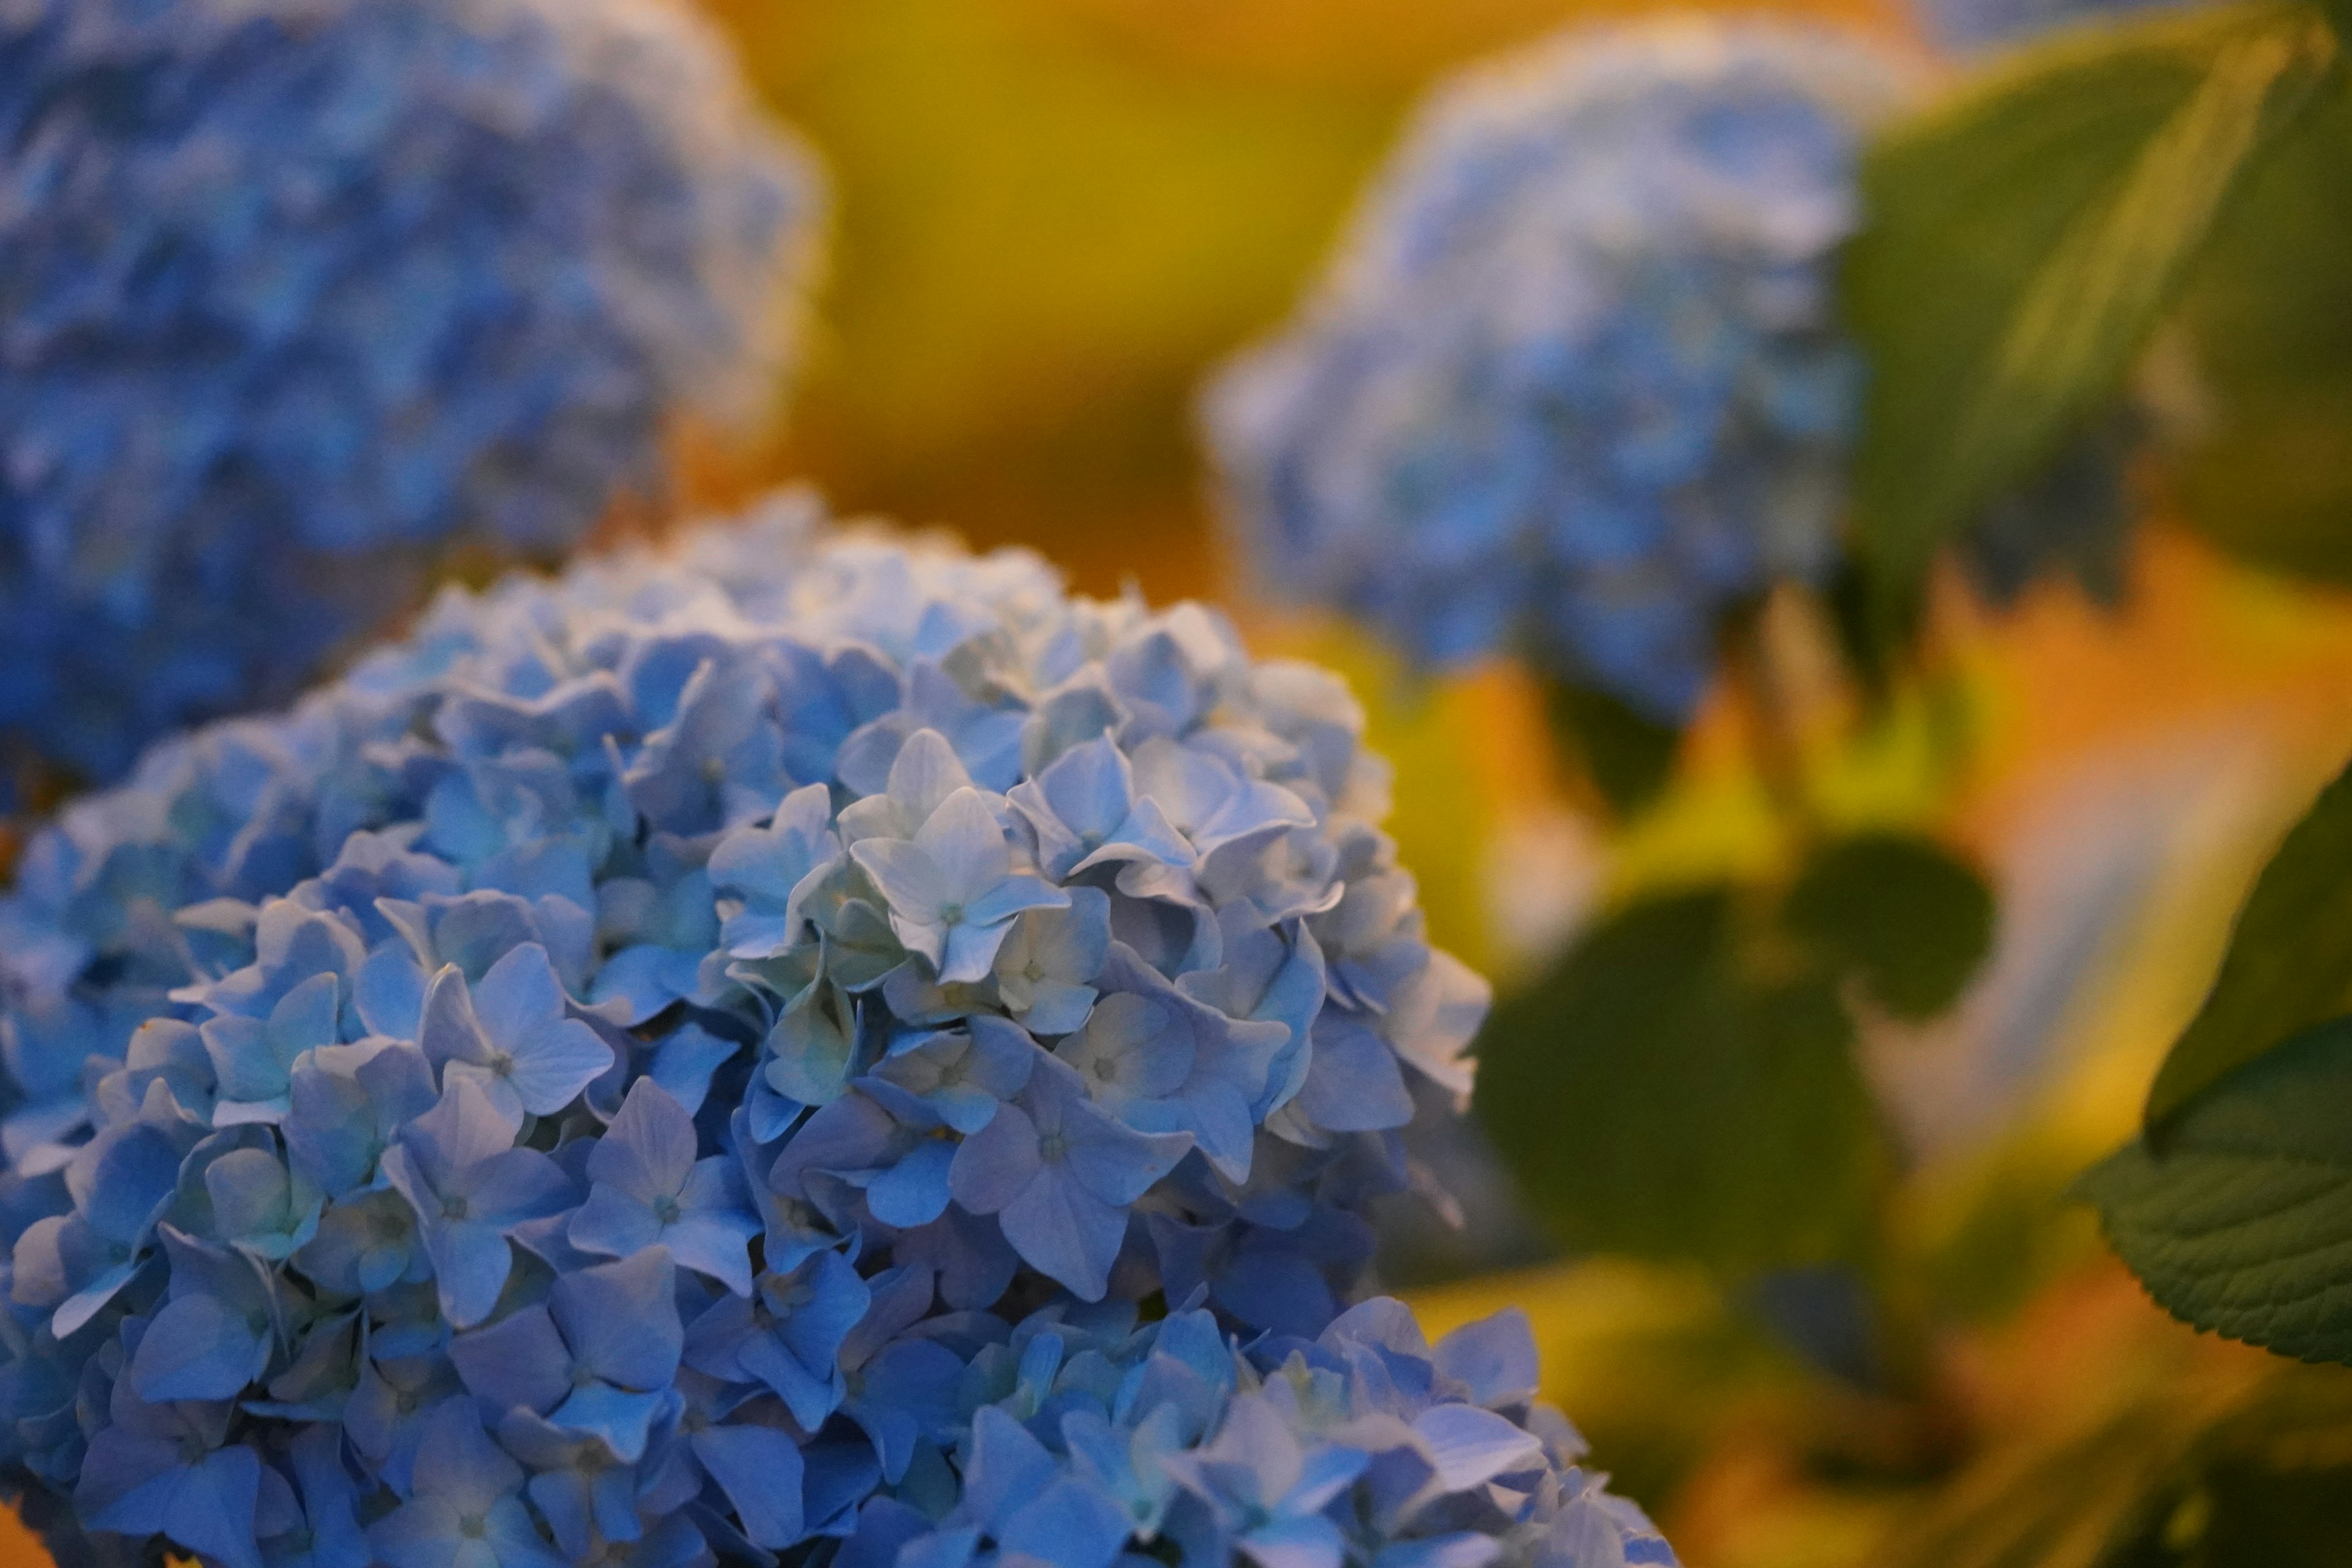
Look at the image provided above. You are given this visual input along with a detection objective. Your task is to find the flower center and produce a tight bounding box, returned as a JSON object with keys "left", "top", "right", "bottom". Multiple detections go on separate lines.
{"left": 440, "top": 1193, "right": 470, "bottom": 1221}
{"left": 938, "top": 901, "right": 965, "bottom": 925}
{"left": 459, "top": 1515, "right": 489, "bottom": 1540}
{"left": 1039, "top": 1132, "right": 1069, "bottom": 1163}
{"left": 653, "top": 1195, "right": 682, "bottom": 1225}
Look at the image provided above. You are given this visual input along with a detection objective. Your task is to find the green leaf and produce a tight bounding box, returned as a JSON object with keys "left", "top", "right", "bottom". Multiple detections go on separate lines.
{"left": 2146, "top": 755, "right": 2352, "bottom": 1128}
{"left": 1539, "top": 676, "right": 1682, "bottom": 820}
{"left": 1474, "top": 889, "right": 1883, "bottom": 1273}
{"left": 2174, "top": 88, "right": 2352, "bottom": 586}
{"left": 2084, "top": 1016, "right": 2352, "bottom": 1363}
{"left": 1782, "top": 832, "right": 1995, "bottom": 1022}
{"left": 1845, "top": 0, "right": 2335, "bottom": 624}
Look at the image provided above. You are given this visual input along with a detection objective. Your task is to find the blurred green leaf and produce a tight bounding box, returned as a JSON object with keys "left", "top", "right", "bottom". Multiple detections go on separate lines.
{"left": 2084, "top": 1017, "right": 2352, "bottom": 1364}
{"left": 1783, "top": 833, "right": 1995, "bottom": 1022}
{"left": 1845, "top": 0, "right": 2335, "bottom": 628}
{"left": 2145, "top": 755, "right": 2352, "bottom": 1128}
{"left": 1540, "top": 676, "right": 1682, "bottom": 820}
{"left": 1474, "top": 889, "right": 1883, "bottom": 1273}
{"left": 2173, "top": 88, "right": 2352, "bottom": 586}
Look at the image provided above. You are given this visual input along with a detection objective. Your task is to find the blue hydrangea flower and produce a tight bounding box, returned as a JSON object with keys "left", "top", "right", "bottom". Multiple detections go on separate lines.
{"left": 838, "top": 1298, "right": 1678, "bottom": 1568}
{"left": 0, "top": 0, "right": 825, "bottom": 786}
{"left": 0, "top": 496, "right": 1507, "bottom": 1567}
{"left": 1915, "top": 0, "right": 2212, "bottom": 51}
{"left": 1202, "top": 21, "right": 1908, "bottom": 721}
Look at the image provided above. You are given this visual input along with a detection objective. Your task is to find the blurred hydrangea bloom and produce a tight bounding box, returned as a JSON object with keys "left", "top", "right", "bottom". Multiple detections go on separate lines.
{"left": 0, "top": 496, "right": 1507, "bottom": 1567}
{"left": 1916, "top": 0, "right": 2210, "bottom": 52}
{"left": 1204, "top": 21, "right": 1907, "bottom": 722}
{"left": 0, "top": 0, "right": 824, "bottom": 786}
{"left": 840, "top": 1297, "right": 1676, "bottom": 1568}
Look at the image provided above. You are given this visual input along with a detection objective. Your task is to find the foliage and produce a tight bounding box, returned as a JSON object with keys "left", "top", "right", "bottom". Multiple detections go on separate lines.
{"left": 2084, "top": 748, "right": 2352, "bottom": 1365}
{"left": 2141, "top": 755, "right": 2352, "bottom": 1125}
{"left": 1476, "top": 834, "right": 1994, "bottom": 1277}
{"left": 2171, "top": 87, "right": 2352, "bottom": 586}
{"left": 1844, "top": 0, "right": 2337, "bottom": 638}
{"left": 2085, "top": 1019, "right": 2352, "bottom": 1363}
{"left": 1782, "top": 833, "right": 1996, "bottom": 1023}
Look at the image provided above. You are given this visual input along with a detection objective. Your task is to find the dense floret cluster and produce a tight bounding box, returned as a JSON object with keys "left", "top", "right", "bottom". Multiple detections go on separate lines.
{"left": 0, "top": 0, "right": 824, "bottom": 785}
{"left": 1202, "top": 21, "right": 1906, "bottom": 721}
{"left": 834, "top": 1297, "right": 1676, "bottom": 1568}
{"left": 0, "top": 497, "right": 1544, "bottom": 1568}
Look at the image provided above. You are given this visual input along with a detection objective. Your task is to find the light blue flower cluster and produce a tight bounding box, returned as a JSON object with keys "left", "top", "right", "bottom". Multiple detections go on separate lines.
{"left": 836, "top": 1297, "right": 1676, "bottom": 1568}
{"left": 0, "top": 497, "right": 1523, "bottom": 1568}
{"left": 1202, "top": 21, "right": 1905, "bottom": 722}
{"left": 0, "top": 0, "right": 824, "bottom": 785}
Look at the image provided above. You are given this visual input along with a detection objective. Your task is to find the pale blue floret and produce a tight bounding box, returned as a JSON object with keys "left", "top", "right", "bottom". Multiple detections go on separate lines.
{"left": 1203, "top": 20, "right": 1908, "bottom": 720}
{"left": 369, "top": 1400, "right": 568, "bottom": 1568}
{"left": 447, "top": 1248, "right": 683, "bottom": 1462}
{"left": 709, "top": 781, "right": 845, "bottom": 959}
{"left": 417, "top": 943, "right": 614, "bottom": 1125}
{"left": 851, "top": 786, "right": 1072, "bottom": 983}
{"left": 202, "top": 971, "right": 341, "bottom": 1126}
{"left": 126, "top": 1227, "right": 285, "bottom": 1403}
{"left": 568, "top": 1079, "right": 762, "bottom": 1294}
{"left": 682, "top": 1250, "right": 871, "bottom": 1431}
{"left": 948, "top": 1054, "right": 1193, "bottom": 1300}
{"left": 74, "top": 1334, "right": 272, "bottom": 1568}
{"left": 381, "top": 1077, "right": 573, "bottom": 1327}
{"left": 872, "top": 1014, "right": 1041, "bottom": 1133}
{"left": 0, "top": 501, "right": 1507, "bottom": 1567}
{"left": 0, "top": 0, "right": 824, "bottom": 785}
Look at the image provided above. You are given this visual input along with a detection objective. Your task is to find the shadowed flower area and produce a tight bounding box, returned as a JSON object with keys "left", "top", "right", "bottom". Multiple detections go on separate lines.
{"left": 1202, "top": 18, "right": 1907, "bottom": 722}
{"left": 0, "top": 0, "right": 824, "bottom": 793}
{"left": 0, "top": 498, "right": 1659, "bottom": 1568}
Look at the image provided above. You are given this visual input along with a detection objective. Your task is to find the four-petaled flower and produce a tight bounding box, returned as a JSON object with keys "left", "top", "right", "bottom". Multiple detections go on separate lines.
{"left": 570, "top": 1079, "right": 762, "bottom": 1294}
{"left": 382, "top": 1077, "right": 572, "bottom": 1327}
{"left": 949, "top": 1055, "right": 1192, "bottom": 1299}
{"left": 852, "top": 787, "right": 1070, "bottom": 983}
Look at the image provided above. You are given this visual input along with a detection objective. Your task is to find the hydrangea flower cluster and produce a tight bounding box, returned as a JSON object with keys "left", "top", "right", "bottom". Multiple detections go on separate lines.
{"left": 0, "top": 0, "right": 825, "bottom": 786}
{"left": 834, "top": 1297, "right": 1676, "bottom": 1568}
{"left": 1914, "top": 0, "right": 2210, "bottom": 52}
{"left": 1203, "top": 21, "right": 1907, "bottom": 723}
{"left": 0, "top": 497, "right": 1596, "bottom": 1568}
